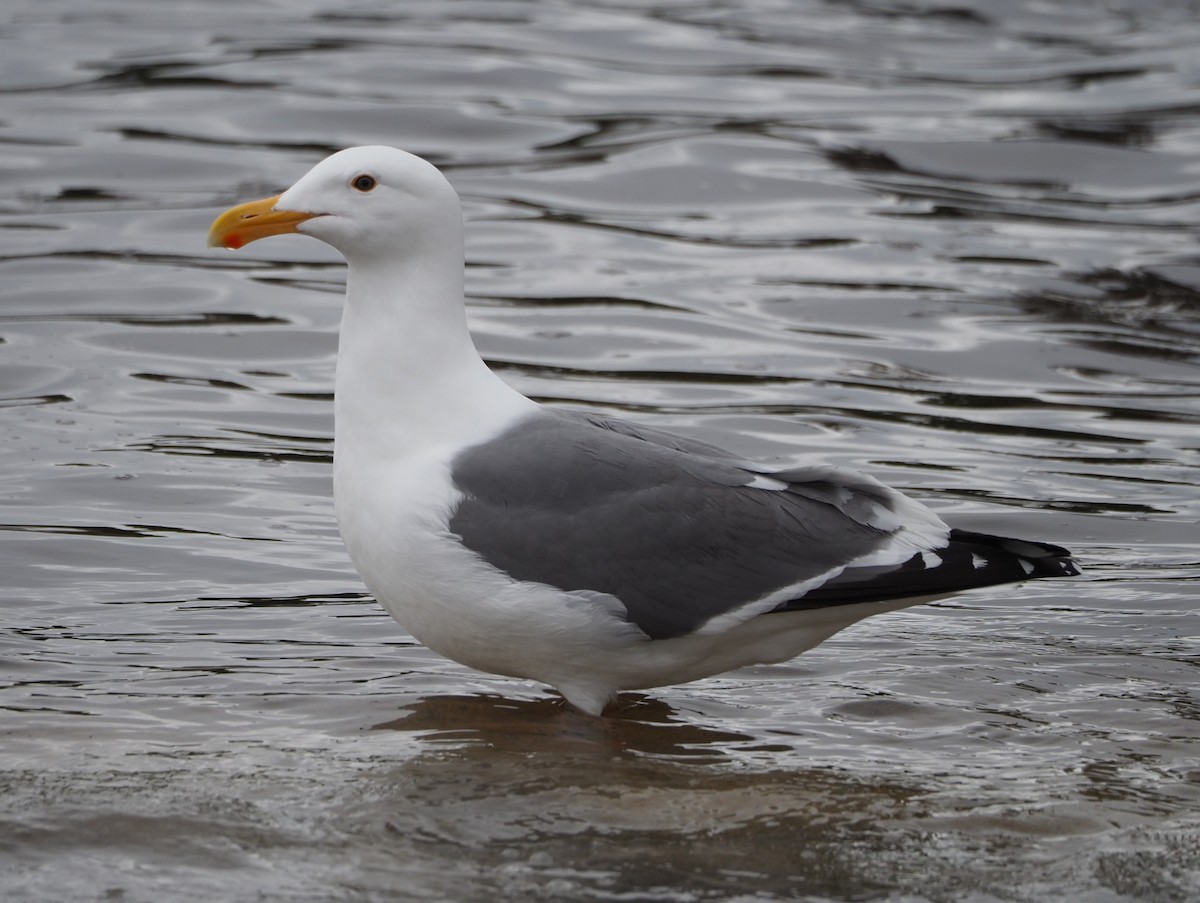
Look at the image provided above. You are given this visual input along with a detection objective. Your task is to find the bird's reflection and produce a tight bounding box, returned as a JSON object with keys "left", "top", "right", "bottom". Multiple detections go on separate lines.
{"left": 370, "top": 692, "right": 754, "bottom": 760}
{"left": 357, "top": 692, "right": 926, "bottom": 903}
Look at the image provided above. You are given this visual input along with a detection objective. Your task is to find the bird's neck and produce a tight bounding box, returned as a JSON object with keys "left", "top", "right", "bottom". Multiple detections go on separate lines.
{"left": 333, "top": 251, "right": 533, "bottom": 464}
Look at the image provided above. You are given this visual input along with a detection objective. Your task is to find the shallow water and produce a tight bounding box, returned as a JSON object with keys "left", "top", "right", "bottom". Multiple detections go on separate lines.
{"left": 1, "top": 1, "right": 1198, "bottom": 900}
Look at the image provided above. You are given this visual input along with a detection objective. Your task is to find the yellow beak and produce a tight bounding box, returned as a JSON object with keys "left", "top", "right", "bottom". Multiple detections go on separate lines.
{"left": 207, "top": 194, "right": 321, "bottom": 250}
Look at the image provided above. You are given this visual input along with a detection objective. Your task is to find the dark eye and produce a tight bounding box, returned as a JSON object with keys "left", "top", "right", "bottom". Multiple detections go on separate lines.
{"left": 352, "top": 174, "right": 377, "bottom": 192}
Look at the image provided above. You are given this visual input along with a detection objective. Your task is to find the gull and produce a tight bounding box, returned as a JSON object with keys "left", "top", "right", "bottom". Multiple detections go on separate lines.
{"left": 209, "top": 146, "right": 1079, "bottom": 715}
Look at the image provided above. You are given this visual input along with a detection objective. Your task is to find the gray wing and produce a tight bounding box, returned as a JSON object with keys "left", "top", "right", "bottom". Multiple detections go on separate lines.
{"left": 448, "top": 410, "right": 937, "bottom": 640}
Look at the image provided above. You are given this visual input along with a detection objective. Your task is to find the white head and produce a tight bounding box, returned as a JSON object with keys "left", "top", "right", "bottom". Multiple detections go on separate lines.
{"left": 208, "top": 146, "right": 463, "bottom": 264}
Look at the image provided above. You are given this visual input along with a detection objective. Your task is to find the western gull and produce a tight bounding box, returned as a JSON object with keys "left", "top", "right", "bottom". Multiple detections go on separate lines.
{"left": 208, "top": 146, "right": 1080, "bottom": 716}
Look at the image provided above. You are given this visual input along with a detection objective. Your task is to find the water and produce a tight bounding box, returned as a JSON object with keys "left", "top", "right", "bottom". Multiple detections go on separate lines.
{"left": 2, "top": 0, "right": 1198, "bottom": 900}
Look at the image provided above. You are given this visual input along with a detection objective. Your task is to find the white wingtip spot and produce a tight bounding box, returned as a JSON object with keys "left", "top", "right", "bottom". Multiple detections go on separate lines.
{"left": 921, "top": 551, "right": 942, "bottom": 569}
{"left": 971, "top": 553, "right": 987, "bottom": 570}
{"left": 746, "top": 474, "right": 788, "bottom": 491}
{"left": 1020, "top": 559, "right": 1035, "bottom": 575}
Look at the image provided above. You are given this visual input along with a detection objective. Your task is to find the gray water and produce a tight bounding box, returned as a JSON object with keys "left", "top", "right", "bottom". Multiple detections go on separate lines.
{"left": 2, "top": 1, "right": 1198, "bottom": 900}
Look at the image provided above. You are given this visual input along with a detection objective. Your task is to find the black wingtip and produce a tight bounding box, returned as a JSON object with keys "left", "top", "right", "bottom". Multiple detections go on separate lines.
{"left": 782, "top": 528, "right": 1081, "bottom": 612}
{"left": 948, "top": 529, "right": 1082, "bottom": 580}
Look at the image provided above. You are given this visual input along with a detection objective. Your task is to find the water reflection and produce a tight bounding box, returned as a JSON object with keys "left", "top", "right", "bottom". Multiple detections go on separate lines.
{"left": 373, "top": 692, "right": 754, "bottom": 760}
{"left": 363, "top": 695, "right": 929, "bottom": 901}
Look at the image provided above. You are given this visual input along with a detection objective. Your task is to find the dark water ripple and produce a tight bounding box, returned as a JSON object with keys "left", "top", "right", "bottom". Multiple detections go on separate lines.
{"left": 2, "top": 1, "right": 1199, "bottom": 901}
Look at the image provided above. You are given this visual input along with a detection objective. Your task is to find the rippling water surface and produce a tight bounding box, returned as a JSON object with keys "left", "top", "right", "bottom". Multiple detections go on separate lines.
{"left": 2, "top": 1, "right": 1198, "bottom": 900}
